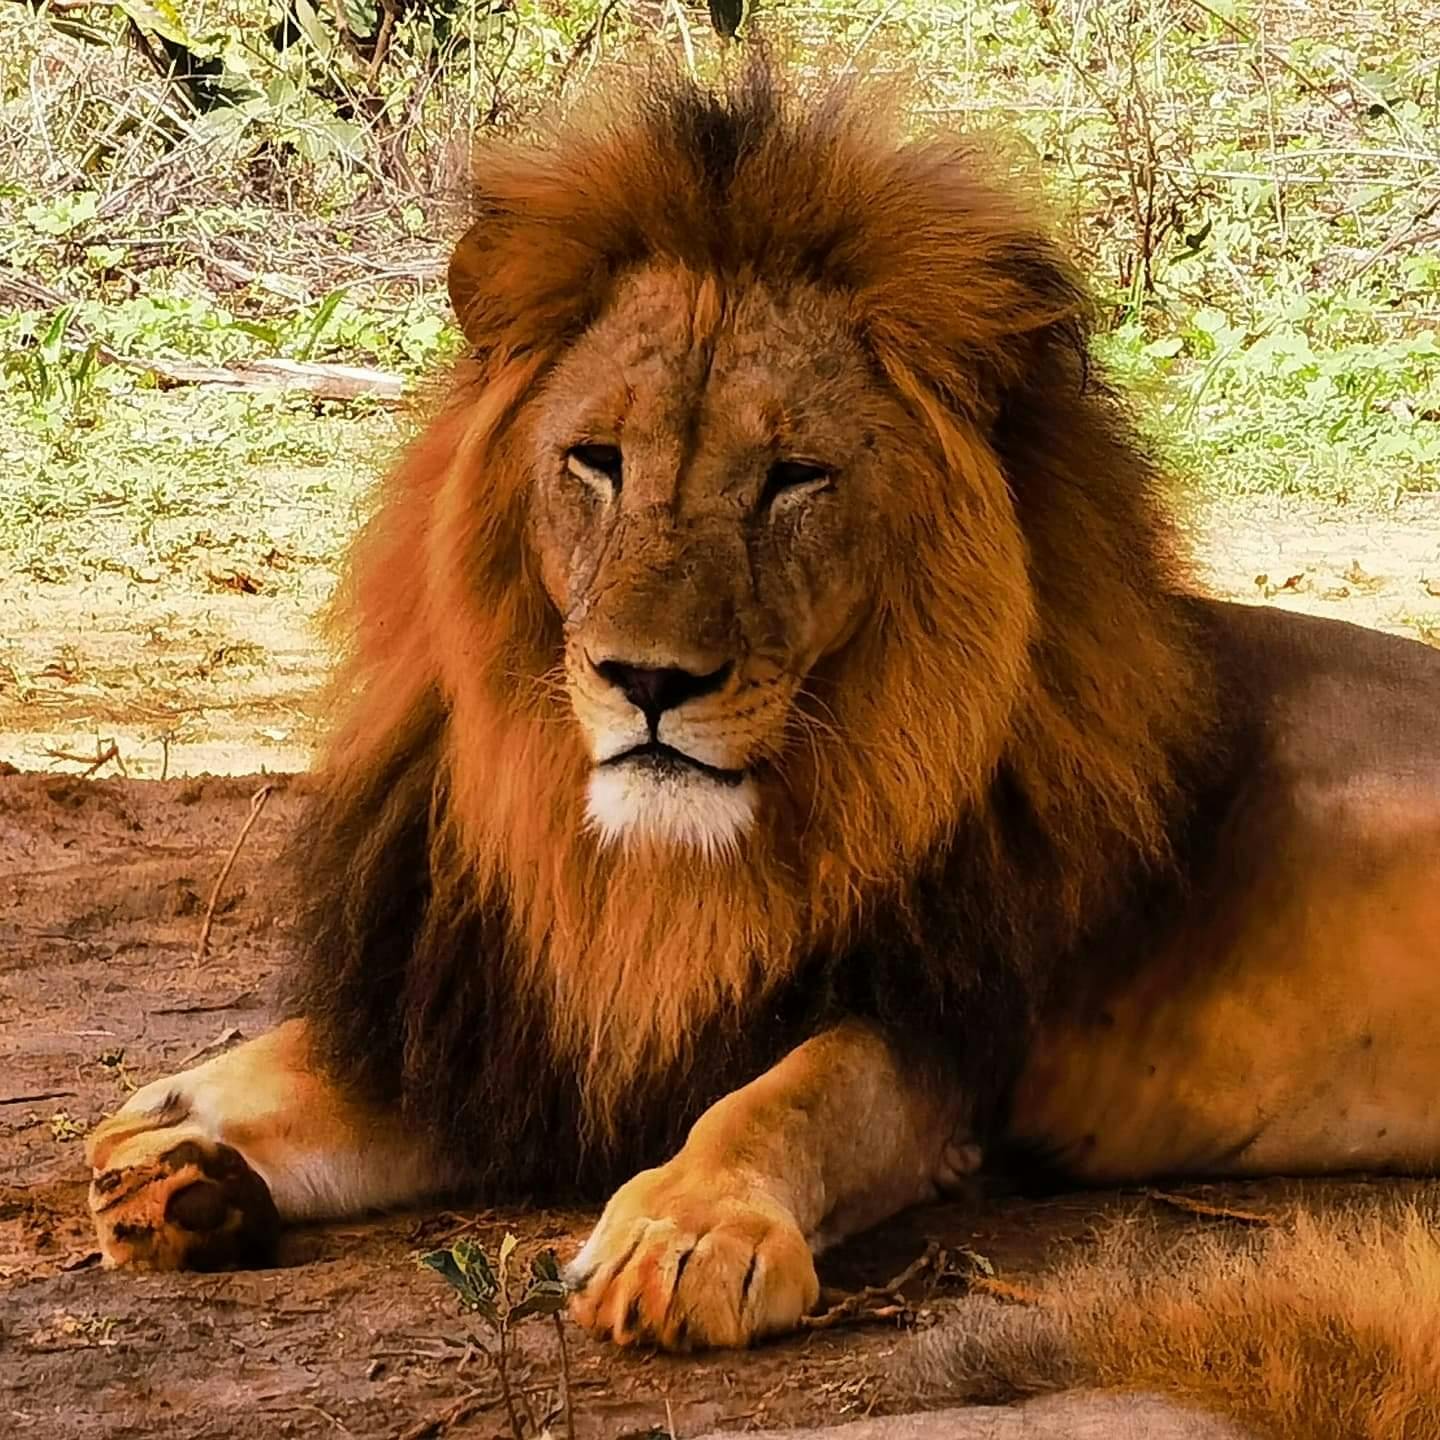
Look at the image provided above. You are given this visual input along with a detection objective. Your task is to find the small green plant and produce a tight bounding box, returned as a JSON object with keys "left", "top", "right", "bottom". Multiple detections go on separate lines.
{"left": 420, "top": 1233, "right": 574, "bottom": 1440}
{"left": 2, "top": 307, "right": 101, "bottom": 421}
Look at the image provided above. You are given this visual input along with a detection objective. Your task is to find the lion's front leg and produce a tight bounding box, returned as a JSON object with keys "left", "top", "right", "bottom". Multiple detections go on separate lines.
{"left": 87, "top": 1019, "right": 444, "bottom": 1270}
{"left": 566, "top": 1023, "right": 977, "bottom": 1349}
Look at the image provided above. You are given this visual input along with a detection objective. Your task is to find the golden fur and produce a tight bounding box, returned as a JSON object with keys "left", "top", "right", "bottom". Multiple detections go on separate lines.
{"left": 294, "top": 58, "right": 1216, "bottom": 1163}
{"left": 83, "top": 53, "right": 1440, "bottom": 1414}
{"left": 912, "top": 1203, "right": 1440, "bottom": 1439}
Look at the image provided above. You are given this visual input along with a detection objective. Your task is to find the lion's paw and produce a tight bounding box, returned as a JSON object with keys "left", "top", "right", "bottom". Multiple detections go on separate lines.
{"left": 87, "top": 1112, "right": 280, "bottom": 1271}
{"left": 565, "top": 1162, "right": 819, "bottom": 1349}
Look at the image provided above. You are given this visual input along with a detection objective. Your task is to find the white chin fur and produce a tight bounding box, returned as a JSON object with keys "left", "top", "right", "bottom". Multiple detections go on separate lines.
{"left": 586, "top": 765, "right": 757, "bottom": 859}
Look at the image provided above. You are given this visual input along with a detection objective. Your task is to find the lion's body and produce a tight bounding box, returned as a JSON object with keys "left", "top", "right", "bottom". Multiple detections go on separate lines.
{"left": 85, "top": 59, "right": 1440, "bottom": 1431}
{"left": 1016, "top": 602, "right": 1440, "bottom": 1182}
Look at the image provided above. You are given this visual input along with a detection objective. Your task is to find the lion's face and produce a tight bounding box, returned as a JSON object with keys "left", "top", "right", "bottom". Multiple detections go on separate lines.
{"left": 527, "top": 266, "right": 905, "bottom": 856}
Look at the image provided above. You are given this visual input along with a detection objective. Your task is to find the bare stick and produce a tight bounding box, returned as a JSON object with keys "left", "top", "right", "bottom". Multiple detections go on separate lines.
{"left": 396, "top": 1388, "right": 491, "bottom": 1440}
{"left": 552, "top": 1313, "right": 575, "bottom": 1440}
{"left": 493, "top": 1326, "right": 524, "bottom": 1440}
{"left": 44, "top": 740, "right": 123, "bottom": 778}
{"left": 195, "top": 784, "right": 274, "bottom": 961}
{"left": 1, "top": 1090, "right": 78, "bottom": 1106}
{"left": 798, "top": 1243, "right": 941, "bottom": 1333}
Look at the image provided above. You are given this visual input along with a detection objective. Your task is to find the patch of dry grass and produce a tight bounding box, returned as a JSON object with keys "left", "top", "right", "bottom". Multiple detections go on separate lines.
{"left": 912, "top": 1201, "right": 1440, "bottom": 1439}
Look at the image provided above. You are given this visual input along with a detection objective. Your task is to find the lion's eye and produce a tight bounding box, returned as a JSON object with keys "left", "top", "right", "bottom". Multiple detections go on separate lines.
{"left": 761, "top": 459, "right": 832, "bottom": 512}
{"left": 566, "top": 444, "right": 622, "bottom": 494}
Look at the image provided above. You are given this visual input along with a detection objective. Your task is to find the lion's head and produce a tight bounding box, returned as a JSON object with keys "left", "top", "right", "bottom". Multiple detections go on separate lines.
{"left": 527, "top": 254, "right": 1037, "bottom": 862}
{"left": 302, "top": 60, "right": 1213, "bottom": 1156}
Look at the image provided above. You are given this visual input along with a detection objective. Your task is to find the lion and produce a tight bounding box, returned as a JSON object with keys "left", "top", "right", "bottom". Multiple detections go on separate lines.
{"left": 86, "top": 55, "right": 1440, "bottom": 1393}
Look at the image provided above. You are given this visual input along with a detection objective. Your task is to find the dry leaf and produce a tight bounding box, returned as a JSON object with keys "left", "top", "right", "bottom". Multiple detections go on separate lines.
{"left": 180, "top": 1025, "right": 245, "bottom": 1065}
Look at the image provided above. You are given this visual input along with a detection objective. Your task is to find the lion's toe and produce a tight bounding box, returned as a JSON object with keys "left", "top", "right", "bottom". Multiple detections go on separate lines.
{"left": 568, "top": 1181, "right": 818, "bottom": 1350}
{"left": 89, "top": 1122, "right": 280, "bottom": 1272}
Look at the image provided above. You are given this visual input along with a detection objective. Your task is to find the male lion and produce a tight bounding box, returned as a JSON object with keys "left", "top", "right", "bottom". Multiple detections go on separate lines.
{"left": 88, "top": 62, "right": 1440, "bottom": 1364}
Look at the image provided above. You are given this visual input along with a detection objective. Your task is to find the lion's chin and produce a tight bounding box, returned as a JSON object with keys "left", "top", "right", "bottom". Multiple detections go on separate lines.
{"left": 586, "top": 763, "right": 757, "bottom": 861}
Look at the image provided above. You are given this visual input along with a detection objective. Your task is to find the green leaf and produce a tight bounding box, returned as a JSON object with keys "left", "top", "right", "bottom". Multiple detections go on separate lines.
{"left": 510, "top": 1283, "right": 568, "bottom": 1321}
{"left": 114, "top": 0, "right": 195, "bottom": 47}
{"left": 39, "top": 307, "right": 74, "bottom": 367}
{"left": 420, "top": 1238, "right": 501, "bottom": 1324}
{"left": 508, "top": 1248, "right": 570, "bottom": 1321}
{"left": 296, "top": 290, "right": 346, "bottom": 361}
{"left": 1143, "top": 335, "right": 1184, "bottom": 359}
{"left": 24, "top": 192, "right": 99, "bottom": 236}
{"left": 288, "top": 0, "right": 334, "bottom": 59}
{"left": 341, "top": 0, "right": 378, "bottom": 36}
{"left": 531, "top": 1250, "right": 564, "bottom": 1285}
{"left": 707, "top": 0, "right": 746, "bottom": 38}
{"left": 452, "top": 1238, "right": 498, "bottom": 1296}
{"left": 496, "top": 1231, "right": 521, "bottom": 1299}
{"left": 420, "top": 1246, "right": 465, "bottom": 1287}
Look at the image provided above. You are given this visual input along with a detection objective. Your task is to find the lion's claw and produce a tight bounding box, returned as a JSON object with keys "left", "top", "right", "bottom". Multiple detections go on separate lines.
{"left": 566, "top": 1165, "right": 819, "bottom": 1349}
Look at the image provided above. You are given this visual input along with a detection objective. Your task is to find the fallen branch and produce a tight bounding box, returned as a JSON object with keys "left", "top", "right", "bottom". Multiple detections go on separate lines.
{"left": 195, "top": 784, "right": 274, "bottom": 960}
{"left": 397, "top": 1387, "right": 495, "bottom": 1440}
{"left": 799, "top": 1240, "right": 1016, "bottom": 1334}
{"left": 150, "top": 990, "right": 258, "bottom": 1015}
{"left": 799, "top": 1243, "right": 945, "bottom": 1334}
{"left": 0, "top": 267, "right": 403, "bottom": 403}
{"left": 1146, "top": 1189, "right": 1275, "bottom": 1227}
{"left": 43, "top": 740, "right": 126, "bottom": 778}
{"left": 121, "top": 355, "right": 404, "bottom": 402}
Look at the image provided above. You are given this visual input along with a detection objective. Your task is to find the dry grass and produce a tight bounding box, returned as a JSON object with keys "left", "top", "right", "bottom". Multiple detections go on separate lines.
{"left": 911, "top": 1201, "right": 1440, "bottom": 1439}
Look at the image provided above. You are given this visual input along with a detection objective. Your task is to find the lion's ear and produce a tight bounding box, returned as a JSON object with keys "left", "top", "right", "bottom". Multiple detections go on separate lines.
{"left": 993, "top": 240, "right": 1091, "bottom": 386}
{"left": 445, "top": 201, "right": 610, "bottom": 363}
{"left": 446, "top": 218, "right": 493, "bottom": 349}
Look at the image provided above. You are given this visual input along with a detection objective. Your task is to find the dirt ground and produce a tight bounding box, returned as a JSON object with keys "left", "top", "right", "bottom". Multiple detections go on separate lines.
{"left": 1, "top": 493, "right": 1437, "bottom": 782}
{"left": 2, "top": 493, "right": 1439, "bottom": 1439}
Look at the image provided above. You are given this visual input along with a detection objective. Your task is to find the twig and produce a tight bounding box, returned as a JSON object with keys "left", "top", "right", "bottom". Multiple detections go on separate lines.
{"left": 150, "top": 991, "right": 257, "bottom": 1015}
{"left": 1146, "top": 1189, "right": 1275, "bottom": 1227}
{"left": 0, "top": 1090, "right": 78, "bottom": 1106}
{"left": 396, "top": 1388, "right": 492, "bottom": 1440}
{"left": 798, "top": 1243, "right": 945, "bottom": 1334}
{"left": 552, "top": 1313, "right": 575, "bottom": 1440}
{"left": 179, "top": 1025, "right": 245, "bottom": 1065}
{"left": 302, "top": 1404, "right": 351, "bottom": 1434}
{"left": 364, "top": 0, "right": 399, "bottom": 88}
{"left": 493, "top": 1326, "right": 523, "bottom": 1440}
{"left": 1352, "top": 211, "right": 1440, "bottom": 279}
{"left": 43, "top": 740, "right": 124, "bottom": 778}
{"left": 1187, "top": 0, "right": 1355, "bottom": 122}
{"left": 326, "top": 0, "right": 368, "bottom": 67}
{"left": 195, "top": 784, "right": 274, "bottom": 961}
{"left": 836, "top": 0, "right": 902, "bottom": 81}
{"left": 556, "top": 0, "right": 621, "bottom": 92}
{"left": 667, "top": 0, "right": 696, "bottom": 76}
{"left": 121, "top": 355, "right": 405, "bottom": 401}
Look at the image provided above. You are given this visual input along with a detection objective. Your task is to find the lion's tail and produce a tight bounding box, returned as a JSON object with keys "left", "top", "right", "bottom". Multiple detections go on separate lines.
{"left": 906, "top": 1201, "right": 1440, "bottom": 1440}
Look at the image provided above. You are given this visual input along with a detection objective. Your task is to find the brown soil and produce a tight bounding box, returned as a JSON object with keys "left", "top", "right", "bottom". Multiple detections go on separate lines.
{"left": 2, "top": 494, "right": 1436, "bottom": 782}
{"left": 2, "top": 495, "right": 1438, "bottom": 1439}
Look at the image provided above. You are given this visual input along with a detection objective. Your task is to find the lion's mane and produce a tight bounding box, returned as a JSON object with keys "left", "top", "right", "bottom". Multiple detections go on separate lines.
{"left": 288, "top": 60, "right": 1222, "bottom": 1197}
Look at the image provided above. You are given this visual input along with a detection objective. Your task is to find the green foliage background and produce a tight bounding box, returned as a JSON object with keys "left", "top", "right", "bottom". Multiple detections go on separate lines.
{"left": 2, "top": 0, "right": 1438, "bottom": 585}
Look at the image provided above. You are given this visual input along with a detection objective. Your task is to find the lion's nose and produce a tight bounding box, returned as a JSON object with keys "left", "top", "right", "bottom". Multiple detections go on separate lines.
{"left": 592, "top": 657, "right": 733, "bottom": 727}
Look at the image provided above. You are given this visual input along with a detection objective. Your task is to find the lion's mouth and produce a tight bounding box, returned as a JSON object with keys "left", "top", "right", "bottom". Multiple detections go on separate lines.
{"left": 602, "top": 742, "right": 748, "bottom": 788}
